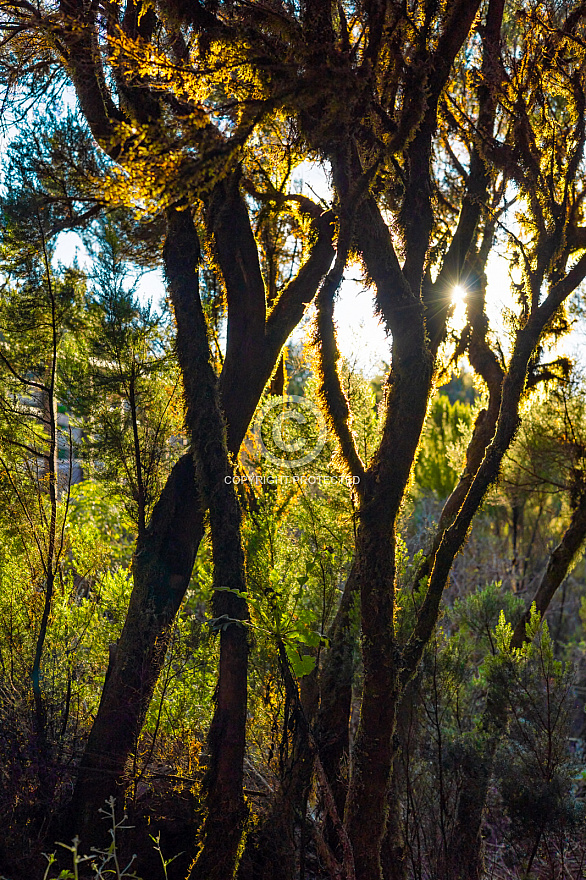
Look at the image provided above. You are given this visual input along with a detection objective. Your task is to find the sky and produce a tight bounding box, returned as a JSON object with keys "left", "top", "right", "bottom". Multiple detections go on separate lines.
{"left": 52, "top": 228, "right": 392, "bottom": 377}
{"left": 51, "top": 162, "right": 583, "bottom": 382}
{"left": 51, "top": 160, "right": 395, "bottom": 377}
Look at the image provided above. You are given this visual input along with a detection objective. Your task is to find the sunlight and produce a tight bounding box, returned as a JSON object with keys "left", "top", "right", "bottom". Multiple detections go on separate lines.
{"left": 451, "top": 284, "right": 468, "bottom": 330}
{"left": 452, "top": 284, "right": 467, "bottom": 304}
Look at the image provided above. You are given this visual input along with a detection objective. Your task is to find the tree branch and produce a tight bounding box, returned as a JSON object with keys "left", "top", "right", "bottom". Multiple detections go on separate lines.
{"left": 265, "top": 208, "right": 336, "bottom": 347}
{"left": 58, "top": 0, "right": 125, "bottom": 154}
{"left": 207, "top": 171, "right": 266, "bottom": 366}
{"left": 511, "top": 489, "right": 586, "bottom": 649}
{"left": 313, "top": 245, "right": 366, "bottom": 485}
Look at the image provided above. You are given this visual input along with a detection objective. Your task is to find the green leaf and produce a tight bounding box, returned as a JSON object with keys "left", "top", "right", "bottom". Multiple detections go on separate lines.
{"left": 495, "top": 610, "right": 513, "bottom": 654}
{"left": 293, "top": 628, "right": 322, "bottom": 648}
{"left": 285, "top": 647, "right": 316, "bottom": 678}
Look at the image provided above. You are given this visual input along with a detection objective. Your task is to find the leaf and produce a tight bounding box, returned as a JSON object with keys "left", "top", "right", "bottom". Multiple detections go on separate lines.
{"left": 495, "top": 610, "right": 514, "bottom": 654}
{"left": 285, "top": 646, "right": 316, "bottom": 678}
{"left": 293, "top": 628, "right": 322, "bottom": 648}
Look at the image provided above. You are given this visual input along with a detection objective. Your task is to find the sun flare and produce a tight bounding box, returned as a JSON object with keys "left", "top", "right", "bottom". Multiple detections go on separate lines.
{"left": 452, "top": 284, "right": 467, "bottom": 304}
{"left": 450, "top": 284, "right": 468, "bottom": 332}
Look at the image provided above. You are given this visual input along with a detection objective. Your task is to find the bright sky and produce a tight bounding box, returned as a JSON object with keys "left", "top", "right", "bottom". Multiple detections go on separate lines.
{"left": 5, "top": 83, "right": 584, "bottom": 384}
{"left": 52, "top": 228, "right": 392, "bottom": 376}
{"left": 52, "top": 162, "right": 584, "bottom": 381}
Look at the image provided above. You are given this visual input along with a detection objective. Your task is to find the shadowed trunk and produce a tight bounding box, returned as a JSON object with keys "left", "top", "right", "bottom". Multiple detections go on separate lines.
{"left": 160, "top": 206, "right": 250, "bottom": 880}
{"left": 66, "top": 185, "right": 334, "bottom": 843}
{"left": 345, "top": 374, "right": 432, "bottom": 880}
{"left": 380, "top": 763, "right": 407, "bottom": 880}
{"left": 66, "top": 452, "right": 204, "bottom": 839}
{"left": 237, "top": 662, "right": 320, "bottom": 880}
{"left": 316, "top": 562, "right": 358, "bottom": 819}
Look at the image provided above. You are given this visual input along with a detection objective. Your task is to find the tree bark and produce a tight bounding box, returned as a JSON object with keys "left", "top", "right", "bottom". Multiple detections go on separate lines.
{"left": 162, "top": 206, "right": 249, "bottom": 880}
{"left": 66, "top": 187, "right": 334, "bottom": 843}
{"left": 315, "top": 562, "right": 359, "bottom": 820}
{"left": 345, "top": 351, "right": 433, "bottom": 880}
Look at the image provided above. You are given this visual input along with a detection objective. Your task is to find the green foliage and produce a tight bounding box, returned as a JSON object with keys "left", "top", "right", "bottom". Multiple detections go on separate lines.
{"left": 0, "top": 511, "right": 131, "bottom": 710}
{"left": 414, "top": 394, "right": 473, "bottom": 498}
{"left": 0, "top": 202, "right": 206, "bottom": 869}
{"left": 492, "top": 616, "right": 583, "bottom": 862}
{"left": 336, "top": 360, "right": 381, "bottom": 469}
{"left": 241, "top": 486, "right": 350, "bottom": 672}
{"left": 438, "top": 369, "right": 476, "bottom": 406}
{"left": 229, "top": 411, "right": 357, "bottom": 768}
{"left": 451, "top": 581, "right": 525, "bottom": 657}
{"left": 66, "top": 482, "right": 135, "bottom": 569}
{"left": 0, "top": 209, "right": 88, "bottom": 513}
{"left": 396, "top": 591, "right": 583, "bottom": 877}
{"left": 501, "top": 380, "right": 586, "bottom": 510}
{"left": 72, "top": 223, "right": 185, "bottom": 531}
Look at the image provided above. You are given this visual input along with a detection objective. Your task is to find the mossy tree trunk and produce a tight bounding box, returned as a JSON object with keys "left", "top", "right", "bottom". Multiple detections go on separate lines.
{"left": 162, "top": 206, "right": 249, "bottom": 880}
{"left": 66, "top": 172, "right": 334, "bottom": 842}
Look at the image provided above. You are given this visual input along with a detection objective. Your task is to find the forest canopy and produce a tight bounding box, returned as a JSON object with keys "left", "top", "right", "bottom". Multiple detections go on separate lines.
{"left": 2, "top": 2, "right": 586, "bottom": 880}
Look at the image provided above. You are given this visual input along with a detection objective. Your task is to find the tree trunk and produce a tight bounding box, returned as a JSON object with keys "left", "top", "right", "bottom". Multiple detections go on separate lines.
{"left": 345, "top": 347, "right": 433, "bottom": 880}
{"left": 65, "top": 453, "right": 204, "bottom": 842}
{"left": 237, "top": 664, "right": 319, "bottom": 880}
{"left": 316, "top": 562, "right": 358, "bottom": 820}
{"left": 441, "top": 747, "right": 494, "bottom": 880}
{"left": 380, "top": 765, "right": 407, "bottom": 880}
{"left": 66, "top": 188, "right": 334, "bottom": 845}
{"left": 344, "top": 524, "right": 399, "bottom": 880}
{"left": 166, "top": 204, "right": 250, "bottom": 880}
{"left": 191, "top": 622, "right": 249, "bottom": 880}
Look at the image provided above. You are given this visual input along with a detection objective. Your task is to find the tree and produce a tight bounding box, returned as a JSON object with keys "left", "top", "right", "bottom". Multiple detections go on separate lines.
{"left": 0, "top": 194, "right": 86, "bottom": 749}
{"left": 78, "top": 222, "right": 184, "bottom": 536}
{"left": 3, "top": 2, "right": 586, "bottom": 879}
